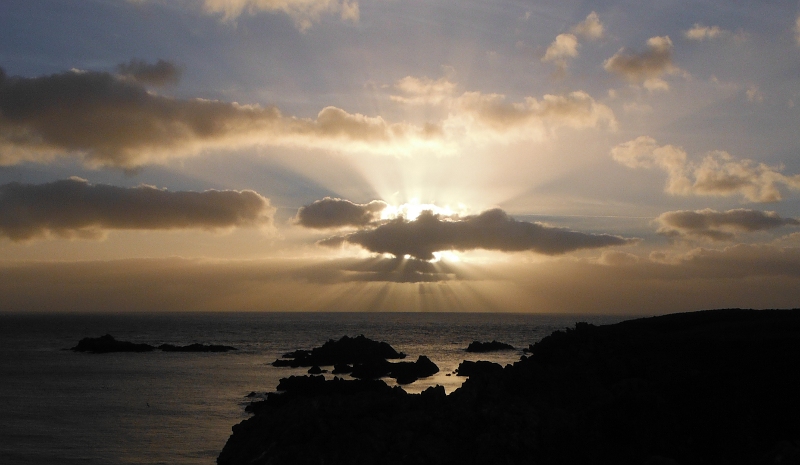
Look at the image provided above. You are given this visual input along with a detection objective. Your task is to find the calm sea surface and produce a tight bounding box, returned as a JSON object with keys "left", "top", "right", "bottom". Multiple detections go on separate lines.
{"left": 0, "top": 312, "right": 629, "bottom": 465}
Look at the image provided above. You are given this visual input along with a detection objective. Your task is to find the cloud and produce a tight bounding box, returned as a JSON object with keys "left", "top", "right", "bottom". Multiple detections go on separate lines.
{"left": 448, "top": 90, "right": 617, "bottom": 141}
{"left": 684, "top": 24, "right": 724, "bottom": 41}
{"left": 540, "top": 13, "right": 603, "bottom": 74}
{"left": 294, "top": 197, "right": 387, "bottom": 229}
{"left": 796, "top": 15, "right": 800, "bottom": 46}
{"left": 611, "top": 136, "right": 800, "bottom": 202}
{"left": 0, "top": 178, "right": 274, "bottom": 241}
{"left": 0, "top": 66, "right": 618, "bottom": 168}
{"left": 604, "top": 36, "right": 677, "bottom": 90}
{"left": 571, "top": 12, "right": 604, "bottom": 40}
{"left": 0, "top": 67, "right": 442, "bottom": 168}
{"left": 319, "top": 208, "right": 633, "bottom": 260}
{"left": 200, "top": 0, "right": 358, "bottom": 30}
{"left": 389, "top": 76, "right": 456, "bottom": 106}
{"left": 655, "top": 209, "right": 800, "bottom": 241}
{"left": 116, "top": 59, "right": 182, "bottom": 86}
{"left": 542, "top": 33, "right": 579, "bottom": 63}
{"left": 746, "top": 84, "right": 764, "bottom": 103}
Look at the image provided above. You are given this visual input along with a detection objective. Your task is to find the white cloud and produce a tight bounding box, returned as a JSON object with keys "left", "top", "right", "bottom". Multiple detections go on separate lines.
{"left": 684, "top": 24, "right": 724, "bottom": 41}
{"left": 200, "top": 0, "right": 359, "bottom": 30}
{"left": 390, "top": 76, "right": 457, "bottom": 106}
{"left": 447, "top": 90, "right": 617, "bottom": 142}
{"left": 542, "top": 33, "right": 579, "bottom": 63}
{"left": 611, "top": 136, "right": 800, "bottom": 202}
{"left": 571, "top": 12, "right": 604, "bottom": 40}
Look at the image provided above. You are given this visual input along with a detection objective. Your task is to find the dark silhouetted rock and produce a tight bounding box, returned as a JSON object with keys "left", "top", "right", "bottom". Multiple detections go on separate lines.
{"left": 307, "top": 365, "right": 326, "bottom": 374}
{"left": 158, "top": 343, "right": 237, "bottom": 352}
{"left": 331, "top": 363, "right": 353, "bottom": 374}
{"left": 465, "top": 340, "right": 515, "bottom": 352}
{"left": 219, "top": 308, "right": 800, "bottom": 465}
{"left": 71, "top": 334, "right": 155, "bottom": 353}
{"left": 388, "top": 355, "right": 439, "bottom": 385}
{"left": 272, "top": 335, "right": 405, "bottom": 368}
{"left": 455, "top": 360, "right": 503, "bottom": 378}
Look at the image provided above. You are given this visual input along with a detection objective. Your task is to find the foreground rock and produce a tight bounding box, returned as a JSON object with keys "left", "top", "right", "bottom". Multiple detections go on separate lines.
{"left": 465, "top": 340, "right": 515, "bottom": 352}
{"left": 219, "top": 309, "right": 800, "bottom": 465}
{"left": 71, "top": 334, "right": 155, "bottom": 353}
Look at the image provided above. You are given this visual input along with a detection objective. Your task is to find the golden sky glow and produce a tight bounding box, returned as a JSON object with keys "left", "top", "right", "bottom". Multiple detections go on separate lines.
{"left": 1, "top": 0, "right": 800, "bottom": 313}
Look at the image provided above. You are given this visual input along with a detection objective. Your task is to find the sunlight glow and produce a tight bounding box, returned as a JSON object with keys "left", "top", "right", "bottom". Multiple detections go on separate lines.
{"left": 379, "top": 199, "right": 470, "bottom": 221}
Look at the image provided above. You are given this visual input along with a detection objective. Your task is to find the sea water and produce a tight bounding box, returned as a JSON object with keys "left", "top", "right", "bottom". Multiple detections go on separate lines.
{"left": 0, "top": 312, "right": 629, "bottom": 465}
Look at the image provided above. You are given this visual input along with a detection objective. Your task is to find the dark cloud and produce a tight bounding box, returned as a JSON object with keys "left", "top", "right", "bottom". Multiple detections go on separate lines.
{"left": 117, "top": 59, "right": 182, "bottom": 86}
{"left": 604, "top": 36, "right": 675, "bottom": 86}
{"left": 656, "top": 209, "right": 800, "bottom": 241}
{"left": 320, "top": 208, "right": 634, "bottom": 260}
{"left": 295, "top": 197, "right": 387, "bottom": 229}
{"left": 0, "top": 67, "right": 434, "bottom": 168}
{"left": 0, "top": 178, "right": 273, "bottom": 241}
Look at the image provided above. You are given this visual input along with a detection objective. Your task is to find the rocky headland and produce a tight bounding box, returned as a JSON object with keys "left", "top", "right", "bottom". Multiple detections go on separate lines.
{"left": 218, "top": 309, "right": 800, "bottom": 465}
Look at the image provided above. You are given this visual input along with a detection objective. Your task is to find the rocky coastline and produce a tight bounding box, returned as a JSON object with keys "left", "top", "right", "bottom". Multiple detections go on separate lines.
{"left": 218, "top": 309, "right": 800, "bottom": 465}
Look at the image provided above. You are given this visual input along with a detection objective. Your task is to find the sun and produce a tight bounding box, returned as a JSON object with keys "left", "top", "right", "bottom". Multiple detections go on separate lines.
{"left": 379, "top": 198, "right": 470, "bottom": 221}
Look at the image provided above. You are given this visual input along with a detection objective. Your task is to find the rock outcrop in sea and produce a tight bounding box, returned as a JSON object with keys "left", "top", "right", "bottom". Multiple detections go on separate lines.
{"left": 272, "top": 335, "right": 438, "bottom": 384}
{"left": 218, "top": 308, "right": 800, "bottom": 465}
{"left": 464, "top": 340, "right": 515, "bottom": 352}
{"left": 71, "top": 334, "right": 156, "bottom": 353}
{"left": 70, "top": 335, "right": 237, "bottom": 353}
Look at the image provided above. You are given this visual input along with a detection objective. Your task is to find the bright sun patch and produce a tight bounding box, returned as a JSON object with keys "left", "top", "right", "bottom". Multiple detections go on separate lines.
{"left": 379, "top": 199, "right": 469, "bottom": 221}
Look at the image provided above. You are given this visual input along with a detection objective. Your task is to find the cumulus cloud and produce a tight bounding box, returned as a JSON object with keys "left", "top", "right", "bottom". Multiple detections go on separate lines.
{"left": 390, "top": 76, "right": 456, "bottom": 106}
{"left": 604, "top": 36, "right": 677, "bottom": 90}
{"left": 449, "top": 90, "right": 617, "bottom": 140}
{"left": 541, "top": 13, "right": 603, "bottom": 74}
{"left": 571, "top": 12, "right": 604, "bottom": 40}
{"left": 611, "top": 136, "right": 800, "bottom": 202}
{"left": 200, "top": 0, "right": 358, "bottom": 30}
{"left": 319, "top": 208, "right": 633, "bottom": 260}
{"left": 542, "top": 33, "right": 579, "bottom": 63}
{"left": 655, "top": 209, "right": 800, "bottom": 241}
{"left": 684, "top": 24, "right": 724, "bottom": 41}
{"left": 117, "top": 59, "right": 182, "bottom": 86}
{"left": 0, "top": 67, "right": 440, "bottom": 168}
{"left": 0, "top": 178, "right": 273, "bottom": 241}
{"left": 294, "top": 197, "right": 387, "bottom": 229}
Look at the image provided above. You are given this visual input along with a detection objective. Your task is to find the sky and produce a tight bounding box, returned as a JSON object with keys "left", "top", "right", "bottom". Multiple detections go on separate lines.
{"left": 1, "top": 0, "right": 799, "bottom": 314}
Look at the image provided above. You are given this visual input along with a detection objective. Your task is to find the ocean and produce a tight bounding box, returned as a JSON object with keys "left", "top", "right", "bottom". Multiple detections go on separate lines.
{"left": 0, "top": 312, "right": 629, "bottom": 465}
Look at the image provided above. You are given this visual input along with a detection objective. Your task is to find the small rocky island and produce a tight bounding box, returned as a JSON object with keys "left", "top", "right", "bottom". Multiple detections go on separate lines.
{"left": 464, "top": 339, "right": 515, "bottom": 352}
{"left": 70, "top": 334, "right": 237, "bottom": 353}
{"left": 272, "top": 335, "right": 438, "bottom": 385}
{"left": 218, "top": 309, "right": 800, "bottom": 465}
